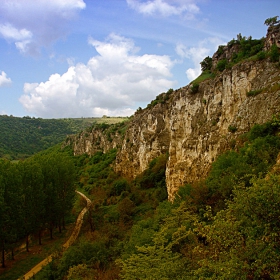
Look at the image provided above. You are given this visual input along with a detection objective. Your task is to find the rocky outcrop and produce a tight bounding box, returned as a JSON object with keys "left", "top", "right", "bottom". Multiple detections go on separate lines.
{"left": 66, "top": 27, "right": 280, "bottom": 200}
{"left": 265, "top": 23, "right": 280, "bottom": 50}
{"left": 64, "top": 124, "right": 124, "bottom": 156}
{"left": 115, "top": 59, "right": 280, "bottom": 199}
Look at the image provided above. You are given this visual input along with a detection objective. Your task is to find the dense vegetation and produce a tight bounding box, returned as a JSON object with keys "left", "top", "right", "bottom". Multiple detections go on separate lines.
{"left": 19, "top": 115, "right": 278, "bottom": 280}
{"left": 0, "top": 115, "right": 127, "bottom": 160}
{"left": 1, "top": 18, "right": 280, "bottom": 279}
{"left": 2, "top": 119, "right": 280, "bottom": 280}
{"left": 193, "top": 23, "right": 280, "bottom": 88}
{"left": 0, "top": 148, "right": 76, "bottom": 269}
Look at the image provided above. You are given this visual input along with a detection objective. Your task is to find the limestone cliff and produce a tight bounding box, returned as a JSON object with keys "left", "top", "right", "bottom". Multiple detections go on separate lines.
{"left": 115, "top": 59, "right": 280, "bottom": 199}
{"left": 66, "top": 28, "right": 280, "bottom": 200}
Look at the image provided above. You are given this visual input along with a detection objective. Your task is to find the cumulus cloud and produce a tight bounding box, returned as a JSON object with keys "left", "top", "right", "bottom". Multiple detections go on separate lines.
{"left": 176, "top": 37, "right": 225, "bottom": 81}
{"left": 126, "top": 0, "right": 199, "bottom": 18}
{"left": 0, "top": 71, "right": 12, "bottom": 87}
{"left": 19, "top": 34, "right": 175, "bottom": 118}
{"left": 0, "top": 0, "right": 85, "bottom": 55}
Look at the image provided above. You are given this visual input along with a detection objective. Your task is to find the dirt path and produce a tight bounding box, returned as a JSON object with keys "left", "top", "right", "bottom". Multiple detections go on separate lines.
{"left": 19, "top": 191, "right": 91, "bottom": 280}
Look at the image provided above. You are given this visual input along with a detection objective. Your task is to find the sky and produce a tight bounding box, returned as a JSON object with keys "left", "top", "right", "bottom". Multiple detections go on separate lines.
{"left": 0, "top": 0, "right": 278, "bottom": 118}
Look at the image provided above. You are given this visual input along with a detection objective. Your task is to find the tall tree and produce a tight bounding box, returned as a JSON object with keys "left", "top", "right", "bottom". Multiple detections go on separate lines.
{"left": 19, "top": 159, "right": 45, "bottom": 248}
{"left": 0, "top": 160, "right": 23, "bottom": 267}
{"left": 55, "top": 153, "right": 75, "bottom": 231}
{"left": 36, "top": 152, "right": 75, "bottom": 238}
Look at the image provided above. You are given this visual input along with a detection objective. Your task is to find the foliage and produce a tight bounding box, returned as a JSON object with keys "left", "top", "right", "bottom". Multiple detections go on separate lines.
{"left": 264, "top": 16, "right": 279, "bottom": 26}
{"left": 147, "top": 89, "right": 174, "bottom": 108}
{"left": 191, "top": 70, "right": 215, "bottom": 85}
{"left": 195, "top": 174, "right": 280, "bottom": 279}
{"left": 228, "top": 124, "right": 237, "bottom": 132}
{"left": 246, "top": 88, "right": 263, "bottom": 97}
{"left": 0, "top": 150, "right": 76, "bottom": 268}
{"left": 135, "top": 153, "right": 168, "bottom": 192}
{"left": 119, "top": 202, "right": 198, "bottom": 280}
{"left": 269, "top": 44, "right": 280, "bottom": 62}
{"left": 0, "top": 115, "right": 127, "bottom": 160}
{"left": 257, "top": 50, "right": 266, "bottom": 60}
{"left": 76, "top": 149, "right": 118, "bottom": 192}
{"left": 4, "top": 112, "right": 280, "bottom": 280}
{"left": 211, "top": 36, "right": 264, "bottom": 74}
{"left": 205, "top": 121, "right": 280, "bottom": 212}
{"left": 216, "top": 59, "right": 228, "bottom": 71}
{"left": 190, "top": 83, "right": 199, "bottom": 94}
{"left": 200, "top": 56, "right": 212, "bottom": 71}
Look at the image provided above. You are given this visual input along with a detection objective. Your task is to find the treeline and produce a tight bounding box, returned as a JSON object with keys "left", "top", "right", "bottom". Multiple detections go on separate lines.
{"left": 0, "top": 150, "right": 76, "bottom": 268}
{"left": 36, "top": 116, "right": 280, "bottom": 280}
{"left": 0, "top": 115, "right": 96, "bottom": 160}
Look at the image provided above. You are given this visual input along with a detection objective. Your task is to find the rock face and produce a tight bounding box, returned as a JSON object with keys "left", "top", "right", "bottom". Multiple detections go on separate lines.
{"left": 115, "top": 59, "right": 280, "bottom": 200}
{"left": 64, "top": 124, "right": 124, "bottom": 156}
{"left": 66, "top": 30, "right": 280, "bottom": 200}
{"left": 265, "top": 23, "right": 280, "bottom": 50}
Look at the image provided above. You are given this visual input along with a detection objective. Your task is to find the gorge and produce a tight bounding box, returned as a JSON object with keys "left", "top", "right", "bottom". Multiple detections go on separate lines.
{"left": 66, "top": 22, "right": 280, "bottom": 200}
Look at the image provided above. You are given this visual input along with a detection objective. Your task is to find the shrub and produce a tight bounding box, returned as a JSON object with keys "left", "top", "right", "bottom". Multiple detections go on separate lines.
{"left": 200, "top": 56, "right": 213, "bottom": 71}
{"left": 216, "top": 59, "right": 228, "bottom": 71}
{"left": 228, "top": 125, "right": 237, "bottom": 133}
{"left": 246, "top": 89, "right": 262, "bottom": 97}
{"left": 110, "top": 178, "right": 129, "bottom": 196}
{"left": 217, "top": 45, "right": 225, "bottom": 56}
{"left": 257, "top": 51, "right": 266, "bottom": 60}
{"left": 270, "top": 44, "right": 280, "bottom": 62}
{"left": 190, "top": 83, "right": 199, "bottom": 94}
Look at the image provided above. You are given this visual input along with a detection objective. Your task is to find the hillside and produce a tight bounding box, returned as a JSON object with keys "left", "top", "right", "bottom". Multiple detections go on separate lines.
{"left": 66, "top": 21, "right": 280, "bottom": 200}
{"left": 0, "top": 115, "right": 128, "bottom": 160}
{"left": 1, "top": 18, "right": 280, "bottom": 280}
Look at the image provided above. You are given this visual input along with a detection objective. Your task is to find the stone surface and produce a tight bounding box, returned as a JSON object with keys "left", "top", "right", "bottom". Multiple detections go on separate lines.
{"left": 66, "top": 51, "right": 280, "bottom": 201}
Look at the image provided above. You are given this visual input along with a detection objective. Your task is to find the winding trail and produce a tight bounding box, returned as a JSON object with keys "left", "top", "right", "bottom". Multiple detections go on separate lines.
{"left": 19, "top": 191, "right": 92, "bottom": 280}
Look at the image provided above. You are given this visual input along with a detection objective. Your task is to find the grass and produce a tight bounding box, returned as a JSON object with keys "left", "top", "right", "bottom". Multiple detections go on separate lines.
{"left": 74, "top": 116, "right": 129, "bottom": 125}
{"left": 246, "top": 89, "right": 263, "bottom": 97}
{"left": 191, "top": 71, "right": 215, "bottom": 84}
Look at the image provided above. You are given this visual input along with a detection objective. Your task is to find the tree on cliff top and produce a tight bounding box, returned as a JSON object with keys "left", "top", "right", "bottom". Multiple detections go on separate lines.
{"left": 264, "top": 16, "right": 279, "bottom": 26}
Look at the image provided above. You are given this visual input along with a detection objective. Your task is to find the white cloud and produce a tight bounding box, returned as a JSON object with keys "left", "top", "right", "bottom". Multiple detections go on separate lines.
{"left": 126, "top": 0, "right": 199, "bottom": 17}
{"left": 19, "top": 34, "right": 175, "bottom": 118}
{"left": 0, "top": 0, "right": 85, "bottom": 55}
{"left": 0, "top": 23, "right": 32, "bottom": 41}
{"left": 176, "top": 37, "right": 225, "bottom": 81}
{"left": 0, "top": 71, "right": 12, "bottom": 87}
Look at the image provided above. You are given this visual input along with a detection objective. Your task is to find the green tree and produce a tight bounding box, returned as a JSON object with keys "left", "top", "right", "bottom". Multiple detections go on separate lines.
{"left": 264, "top": 16, "right": 279, "bottom": 26}
{"left": 269, "top": 44, "right": 280, "bottom": 62}
{"left": 0, "top": 160, "right": 23, "bottom": 267}
{"left": 200, "top": 56, "right": 212, "bottom": 72}
{"left": 120, "top": 203, "right": 198, "bottom": 280}
{"left": 55, "top": 153, "right": 75, "bottom": 231}
{"left": 195, "top": 174, "right": 280, "bottom": 279}
{"left": 19, "top": 159, "right": 45, "bottom": 248}
{"left": 35, "top": 152, "right": 75, "bottom": 238}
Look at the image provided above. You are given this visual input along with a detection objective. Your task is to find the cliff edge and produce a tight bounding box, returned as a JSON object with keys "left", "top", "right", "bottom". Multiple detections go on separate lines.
{"left": 65, "top": 25, "right": 280, "bottom": 200}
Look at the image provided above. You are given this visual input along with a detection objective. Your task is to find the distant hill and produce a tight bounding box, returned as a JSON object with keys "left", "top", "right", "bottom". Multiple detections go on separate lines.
{"left": 0, "top": 115, "right": 128, "bottom": 159}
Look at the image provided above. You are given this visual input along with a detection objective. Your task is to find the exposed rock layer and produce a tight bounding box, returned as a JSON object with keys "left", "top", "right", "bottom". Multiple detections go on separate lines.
{"left": 116, "top": 59, "right": 280, "bottom": 199}
{"left": 66, "top": 58, "right": 280, "bottom": 200}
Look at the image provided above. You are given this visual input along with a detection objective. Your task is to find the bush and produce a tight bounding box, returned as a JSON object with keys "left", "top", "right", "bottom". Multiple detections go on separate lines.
{"left": 257, "top": 51, "right": 266, "bottom": 60}
{"left": 190, "top": 83, "right": 199, "bottom": 94}
{"left": 200, "top": 56, "right": 212, "bottom": 71}
{"left": 228, "top": 125, "right": 237, "bottom": 133}
{"left": 110, "top": 178, "right": 129, "bottom": 196}
{"left": 269, "top": 44, "right": 280, "bottom": 62}
{"left": 246, "top": 89, "right": 262, "bottom": 97}
{"left": 216, "top": 59, "right": 228, "bottom": 71}
{"left": 135, "top": 154, "right": 168, "bottom": 191}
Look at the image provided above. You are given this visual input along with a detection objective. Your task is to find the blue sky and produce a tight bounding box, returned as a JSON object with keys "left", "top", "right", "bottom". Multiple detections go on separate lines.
{"left": 0, "top": 0, "right": 278, "bottom": 118}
